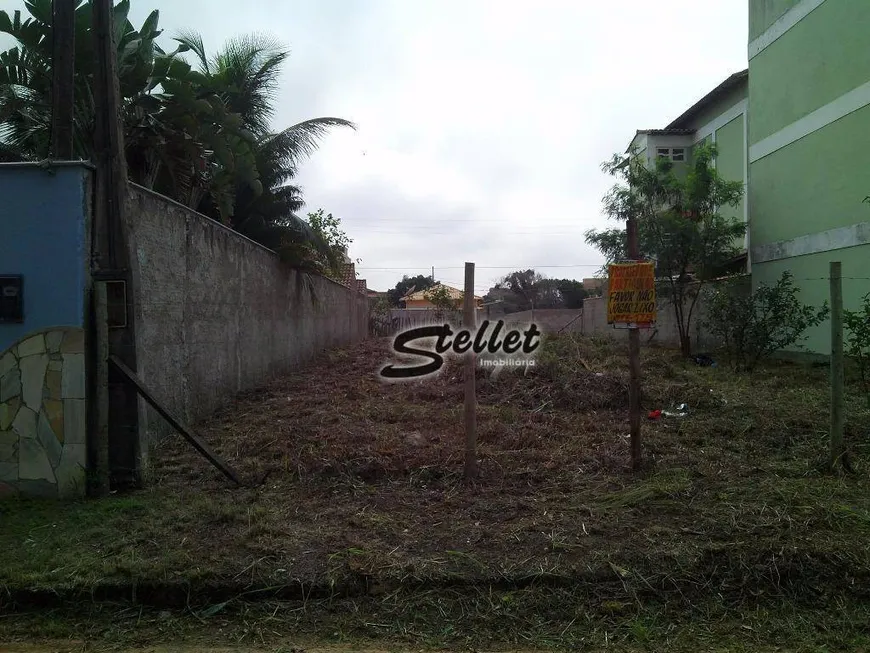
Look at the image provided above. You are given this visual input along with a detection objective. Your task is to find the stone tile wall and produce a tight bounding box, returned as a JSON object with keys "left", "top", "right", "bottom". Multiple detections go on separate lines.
{"left": 0, "top": 327, "right": 87, "bottom": 498}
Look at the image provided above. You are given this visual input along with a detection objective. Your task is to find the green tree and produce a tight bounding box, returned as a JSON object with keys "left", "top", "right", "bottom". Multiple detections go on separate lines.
{"left": 551, "top": 279, "right": 588, "bottom": 309}
{"left": 844, "top": 291, "right": 870, "bottom": 407}
{"left": 499, "top": 269, "right": 549, "bottom": 312}
{"left": 487, "top": 269, "right": 578, "bottom": 312}
{"left": 424, "top": 283, "right": 459, "bottom": 321}
{"left": 171, "top": 30, "right": 355, "bottom": 235}
{"left": 586, "top": 144, "right": 746, "bottom": 356}
{"left": 368, "top": 295, "right": 392, "bottom": 337}
{"left": 303, "top": 208, "right": 353, "bottom": 278}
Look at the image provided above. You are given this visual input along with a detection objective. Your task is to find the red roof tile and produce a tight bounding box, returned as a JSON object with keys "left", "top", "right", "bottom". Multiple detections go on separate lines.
{"left": 336, "top": 263, "right": 356, "bottom": 288}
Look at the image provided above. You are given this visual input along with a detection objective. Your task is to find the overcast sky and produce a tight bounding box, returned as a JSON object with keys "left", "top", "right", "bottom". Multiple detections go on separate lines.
{"left": 8, "top": 0, "right": 748, "bottom": 293}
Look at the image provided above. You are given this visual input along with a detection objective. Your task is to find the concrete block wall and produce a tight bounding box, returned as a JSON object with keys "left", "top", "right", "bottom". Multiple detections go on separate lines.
{"left": 580, "top": 279, "right": 748, "bottom": 352}
{"left": 502, "top": 309, "right": 583, "bottom": 334}
{"left": 581, "top": 295, "right": 702, "bottom": 347}
{"left": 582, "top": 296, "right": 710, "bottom": 348}
{"left": 124, "top": 185, "right": 369, "bottom": 452}
{"left": 1, "top": 165, "right": 369, "bottom": 497}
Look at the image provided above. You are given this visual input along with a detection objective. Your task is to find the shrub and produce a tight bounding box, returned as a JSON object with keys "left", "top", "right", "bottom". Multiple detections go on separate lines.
{"left": 704, "top": 271, "right": 829, "bottom": 371}
{"left": 844, "top": 292, "right": 870, "bottom": 406}
{"left": 424, "top": 284, "right": 460, "bottom": 322}
{"left": 369, "top": 297, "right": 392, "bottom": 336}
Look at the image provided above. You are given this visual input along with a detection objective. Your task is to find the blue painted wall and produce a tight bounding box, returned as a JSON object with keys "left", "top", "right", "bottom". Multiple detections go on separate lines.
{"left": 0, "top": 163, "right": 90, "bottom": 352}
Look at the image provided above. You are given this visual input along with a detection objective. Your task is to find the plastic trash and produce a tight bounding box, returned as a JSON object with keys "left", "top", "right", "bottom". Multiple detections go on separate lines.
{"left": 692, "top": 353, "right": 716, "bottom": 367}
{"left": 647, "top": 409, "right": 662, "bottom": 420}
{"left": 662, "top": 403, "right": 688, "bottom": 418}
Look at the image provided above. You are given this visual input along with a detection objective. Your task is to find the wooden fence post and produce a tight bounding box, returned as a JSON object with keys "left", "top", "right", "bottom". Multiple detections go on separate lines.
{"left": 626, "top": 216, "right": 642, "bottom": 471}
{"left": 829, "top": 261, "right": 846, "bottom": 471}
{"left": 463, "top": 262, "right": 478, "bottom": 481}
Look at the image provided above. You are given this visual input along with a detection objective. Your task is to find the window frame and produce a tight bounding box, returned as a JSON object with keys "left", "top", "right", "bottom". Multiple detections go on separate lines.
{"left": 655, "top": 147, "right": 686, "bottom": 162}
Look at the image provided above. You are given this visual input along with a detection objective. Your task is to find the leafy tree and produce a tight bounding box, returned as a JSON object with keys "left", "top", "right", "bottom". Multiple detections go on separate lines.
{"left": 551, "top": 279, "right": 588, "bottom": 309}
{"left": 424, "top": 283, "right": 459, "bottom": 320}
{"left": 491, "top": 269, "right": 559, "bottom": 312}
{"left": 388, "top": 274, "right": 435, "bottom": 307}
{"left": 482, "top": 285, "right": 516, "bottom": 313}
{"left": 303, "top": 208, "right": 352, "bottom": 278}
{"left": 501, "top": 269, "right": 547, "bottom": 312}
{"left": 844, "top": 292, "right": 870, "bottom": 407}
{"left": 368, "top": 296, "right": 392, "bottom": 337}
{"left": 484, "top": 270, "right": 586, "bottom": 312}
{"left": 171, "top": 30, "right": 355, "bottom": 237}
{"left": 703, "top": 271, "right": 829, "bottom": 372}
{"left": 586, "top": 143, "right": 746, "bottom": 356}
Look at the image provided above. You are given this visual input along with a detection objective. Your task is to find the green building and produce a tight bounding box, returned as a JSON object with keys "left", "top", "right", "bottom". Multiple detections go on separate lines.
{"left": 626, "top": 0, "right": 870, "bottom": 354}
{"left": 748, "top": 0, "right": 870, "bottom": 353}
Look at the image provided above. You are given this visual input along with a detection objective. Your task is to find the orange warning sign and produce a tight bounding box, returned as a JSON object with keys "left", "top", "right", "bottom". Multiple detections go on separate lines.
{"left": 607, "top": 262, "right": 656, "bottom": 328}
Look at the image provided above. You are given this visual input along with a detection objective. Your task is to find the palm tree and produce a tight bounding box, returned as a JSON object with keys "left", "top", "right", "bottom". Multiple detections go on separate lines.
{"left": 173, "top": 30, "right": 355, "bottom": 262}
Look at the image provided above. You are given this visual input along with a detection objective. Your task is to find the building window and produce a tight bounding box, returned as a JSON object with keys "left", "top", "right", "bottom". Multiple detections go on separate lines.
{"left": 656, "top": 147, "right": 686, "bottom": 162}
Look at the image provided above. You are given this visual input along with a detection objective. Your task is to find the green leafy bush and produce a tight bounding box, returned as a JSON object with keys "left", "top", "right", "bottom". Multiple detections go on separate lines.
{"left": 369, "top": 297, "right": 392, "bottom": 337}
{"left": 424, "top": 284, "right": 460, "bottom": 321}
{"left": 704, "top": 271, "right": 829, "bottom": 371}
{"left": 844, "top": 292, "right": 870, "bottom": 406}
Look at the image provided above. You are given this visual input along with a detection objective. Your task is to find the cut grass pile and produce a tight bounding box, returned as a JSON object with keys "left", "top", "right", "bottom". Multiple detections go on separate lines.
{"left": 2, "top": 334, "right": 870, "bottom": 649}
{"left": 3, "top": 591, "right": 870, "bottom": 652}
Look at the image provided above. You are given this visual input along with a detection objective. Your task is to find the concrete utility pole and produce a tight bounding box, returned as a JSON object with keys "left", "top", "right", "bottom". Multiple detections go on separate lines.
{"left": 50, "top": 0, "right": 76, "bottom": 159}
{"left": 91, "top": 0, "right": 141, "bottom": 492}
{"left": 626, "top": 216, "right": 642, "bottom": 471}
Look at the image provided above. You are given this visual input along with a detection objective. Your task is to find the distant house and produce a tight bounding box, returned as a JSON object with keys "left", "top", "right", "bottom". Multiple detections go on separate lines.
{"left": 582, "top": 278, "right": 605, "bottom": 295}
{"left": 366, "top": 289, "right": 388, "bottom": 301}
{"left": 401, "top": 283, "right": 483, "bottom": 310}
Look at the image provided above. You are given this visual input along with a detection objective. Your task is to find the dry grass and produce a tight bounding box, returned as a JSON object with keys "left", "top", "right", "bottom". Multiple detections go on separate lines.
{"left": 2, "top": 334, "right": 870, "bottom": 650}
